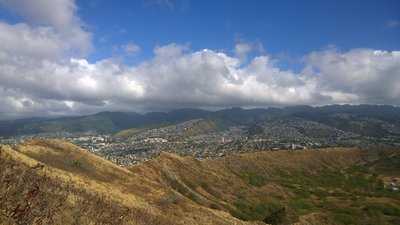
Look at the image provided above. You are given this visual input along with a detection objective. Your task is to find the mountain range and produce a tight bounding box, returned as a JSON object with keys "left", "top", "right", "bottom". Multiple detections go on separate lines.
{"left": 1, "top": 105, "right": 400, "bottom": 138}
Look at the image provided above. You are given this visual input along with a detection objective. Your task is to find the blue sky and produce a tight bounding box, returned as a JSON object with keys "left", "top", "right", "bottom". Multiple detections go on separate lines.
{"left": 74, "top": 0, "right": 400, "bottom": 64}
{"left": 0, "top": 0, "right": 399, "bottom": 118}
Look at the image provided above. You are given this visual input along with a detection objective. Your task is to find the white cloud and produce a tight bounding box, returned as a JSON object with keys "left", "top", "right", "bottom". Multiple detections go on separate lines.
{"left": 0, "top": 0, "right": 399, "bottom": 119}
{"left": 234, "top": 42, "right": 252, "bottom": 62}
{"left": 1, "top": 41, "right": 400, "bottom": 118}
{"left": 4, "top": 42, "right": 399, "bottom": 118}
{"left": 304, "top": 48, "right": 400, "bottom": 104}
{"left": 0, "top": 0, "right": 77, "bottom": 28}
{"left": 234, "top": 41, "right": 264, "bottom": 63}
{"left": 0, "top": 0, "right": 92, "bottom": 56}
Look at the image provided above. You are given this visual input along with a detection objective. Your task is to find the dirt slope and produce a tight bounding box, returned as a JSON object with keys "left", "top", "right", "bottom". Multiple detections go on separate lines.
{"left": 0, "top": 139, "right": 261, "bottom": 225}
{"left": 1, "top": 139, "right": 399, "bottom": 225}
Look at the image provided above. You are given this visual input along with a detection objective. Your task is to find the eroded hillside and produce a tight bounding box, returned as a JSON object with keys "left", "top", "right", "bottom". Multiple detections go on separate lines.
{"left": 1, "top": 139, "right": 399, "bottom": 225}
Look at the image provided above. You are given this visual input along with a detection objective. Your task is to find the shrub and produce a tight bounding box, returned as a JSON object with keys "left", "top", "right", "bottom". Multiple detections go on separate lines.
{"left": 240, "top": 171, "right": 267, "bottom": 187}
{"left": 70, "top": 159, "right": 82, "bottom": 168}
{"left": 263, "top": 206, "right": 286, "bottom": 225}
{"left": 364, "top": 203, "right": 400, "bottom": 217}
{"left": 289, "top": 198, "right": 314, "bottom": 214}
{"left": 232, "top": 198, "right": 286, "bottom": 224}
{"left": 333, "top": 213, "right": 357, "bottom": 225}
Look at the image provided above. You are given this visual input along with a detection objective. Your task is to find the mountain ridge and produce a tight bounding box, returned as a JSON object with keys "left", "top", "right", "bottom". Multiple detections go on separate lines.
{"left": 1, "top": 104, "right": 400, "bottom": 137}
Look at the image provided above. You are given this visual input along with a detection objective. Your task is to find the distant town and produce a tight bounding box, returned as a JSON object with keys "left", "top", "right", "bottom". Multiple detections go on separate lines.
{"left": 2, "top": 118, "right": 400, "bottom": 166}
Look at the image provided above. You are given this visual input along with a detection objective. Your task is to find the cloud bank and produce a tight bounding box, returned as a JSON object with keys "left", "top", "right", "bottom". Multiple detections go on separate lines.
{"left": 0, "top": 0, "right": 399, "bottom": 119}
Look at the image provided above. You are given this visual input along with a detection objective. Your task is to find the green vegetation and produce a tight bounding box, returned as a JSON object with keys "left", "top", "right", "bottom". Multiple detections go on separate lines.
{"left": 114, "top": 127, "right": 146, "bottom": 138}
{"left": 239, "top": 171, "right": 267, "bottom": 187}
{"left": 260, "top": 162, "right": 400, "bottom": 224}
{"left": 201, "top": 149, "right": 400, "bottom": 224}
{"left": 364, "top": 202, "right": 400, "bottom": 217}
{"left": 289, "top": 198, "right": 314, "bottom": 214}
{"left": 3, "top": 105, "right": 400, "bottom": 140}
{"left": 70, "top": 159, "right": 82, "bottom": 168}
{"left": 231, "top": 198, "right": 286, "bottom": 224}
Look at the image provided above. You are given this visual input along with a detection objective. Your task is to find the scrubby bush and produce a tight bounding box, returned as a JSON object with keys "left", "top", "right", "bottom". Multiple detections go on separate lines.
{"left": 70, "top": 159, "right": 82, "bottom": 168}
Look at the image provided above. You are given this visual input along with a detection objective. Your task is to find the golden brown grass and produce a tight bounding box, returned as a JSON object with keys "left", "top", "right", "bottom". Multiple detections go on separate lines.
{"left": 1, "top": 139, "right": 399, "bottom": 225}
{"left": 1, "top": 139, "right": 261, "bottom": 225}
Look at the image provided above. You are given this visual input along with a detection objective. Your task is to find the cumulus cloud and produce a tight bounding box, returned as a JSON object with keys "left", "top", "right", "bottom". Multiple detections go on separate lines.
{"left": 0, "top": 0, "right": 77, "bottom": 28}
{"left": 234, "top": 42, "right": 252, "bottom": 62}
{"left": 0, "top": 0, "right": 399, "bottom": 119}
{"left": 2, "top": 41, "right": 399, "bottom": 118}
{"left": 304, "top": 49, "right": 400, "bottom": 104}
{"left": 0, "top": 22, "right": 64, "bottom": 59}
{"left": 0, "top": 0, "right": 92, "bottom": 56}
{"left": 234, "top": 41, "right": 264, "bottom": 63}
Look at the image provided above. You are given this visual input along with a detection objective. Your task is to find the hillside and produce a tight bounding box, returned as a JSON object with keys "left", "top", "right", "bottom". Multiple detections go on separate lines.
{"left": 0, "top": 109, "right": 212, "bottom": 137}
{"left": 1, "top": 140, "right": 400, "bottom": 225}
{"left": 2, "top": 105, "right": 400, "bottom": 138}
{"left": 0, "top": 140, "right": 261, "bottom": 225}
{"left": 114, "top": 119, "right": 218, "bottom": 139}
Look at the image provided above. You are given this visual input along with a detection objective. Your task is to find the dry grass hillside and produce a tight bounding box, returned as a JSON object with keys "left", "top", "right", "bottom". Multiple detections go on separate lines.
{"left": 1, "top": 139, "right": 400, "bottom": 225}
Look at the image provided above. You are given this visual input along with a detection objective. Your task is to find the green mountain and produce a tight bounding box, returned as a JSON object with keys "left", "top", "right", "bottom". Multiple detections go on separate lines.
{"left": 1, "top": 105, "right": 400, "bottom": 138}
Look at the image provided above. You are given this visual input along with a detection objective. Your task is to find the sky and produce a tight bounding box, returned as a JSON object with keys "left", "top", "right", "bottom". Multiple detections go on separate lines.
{"left": 0, "top": 0, "right": 399, "bottom": 119}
